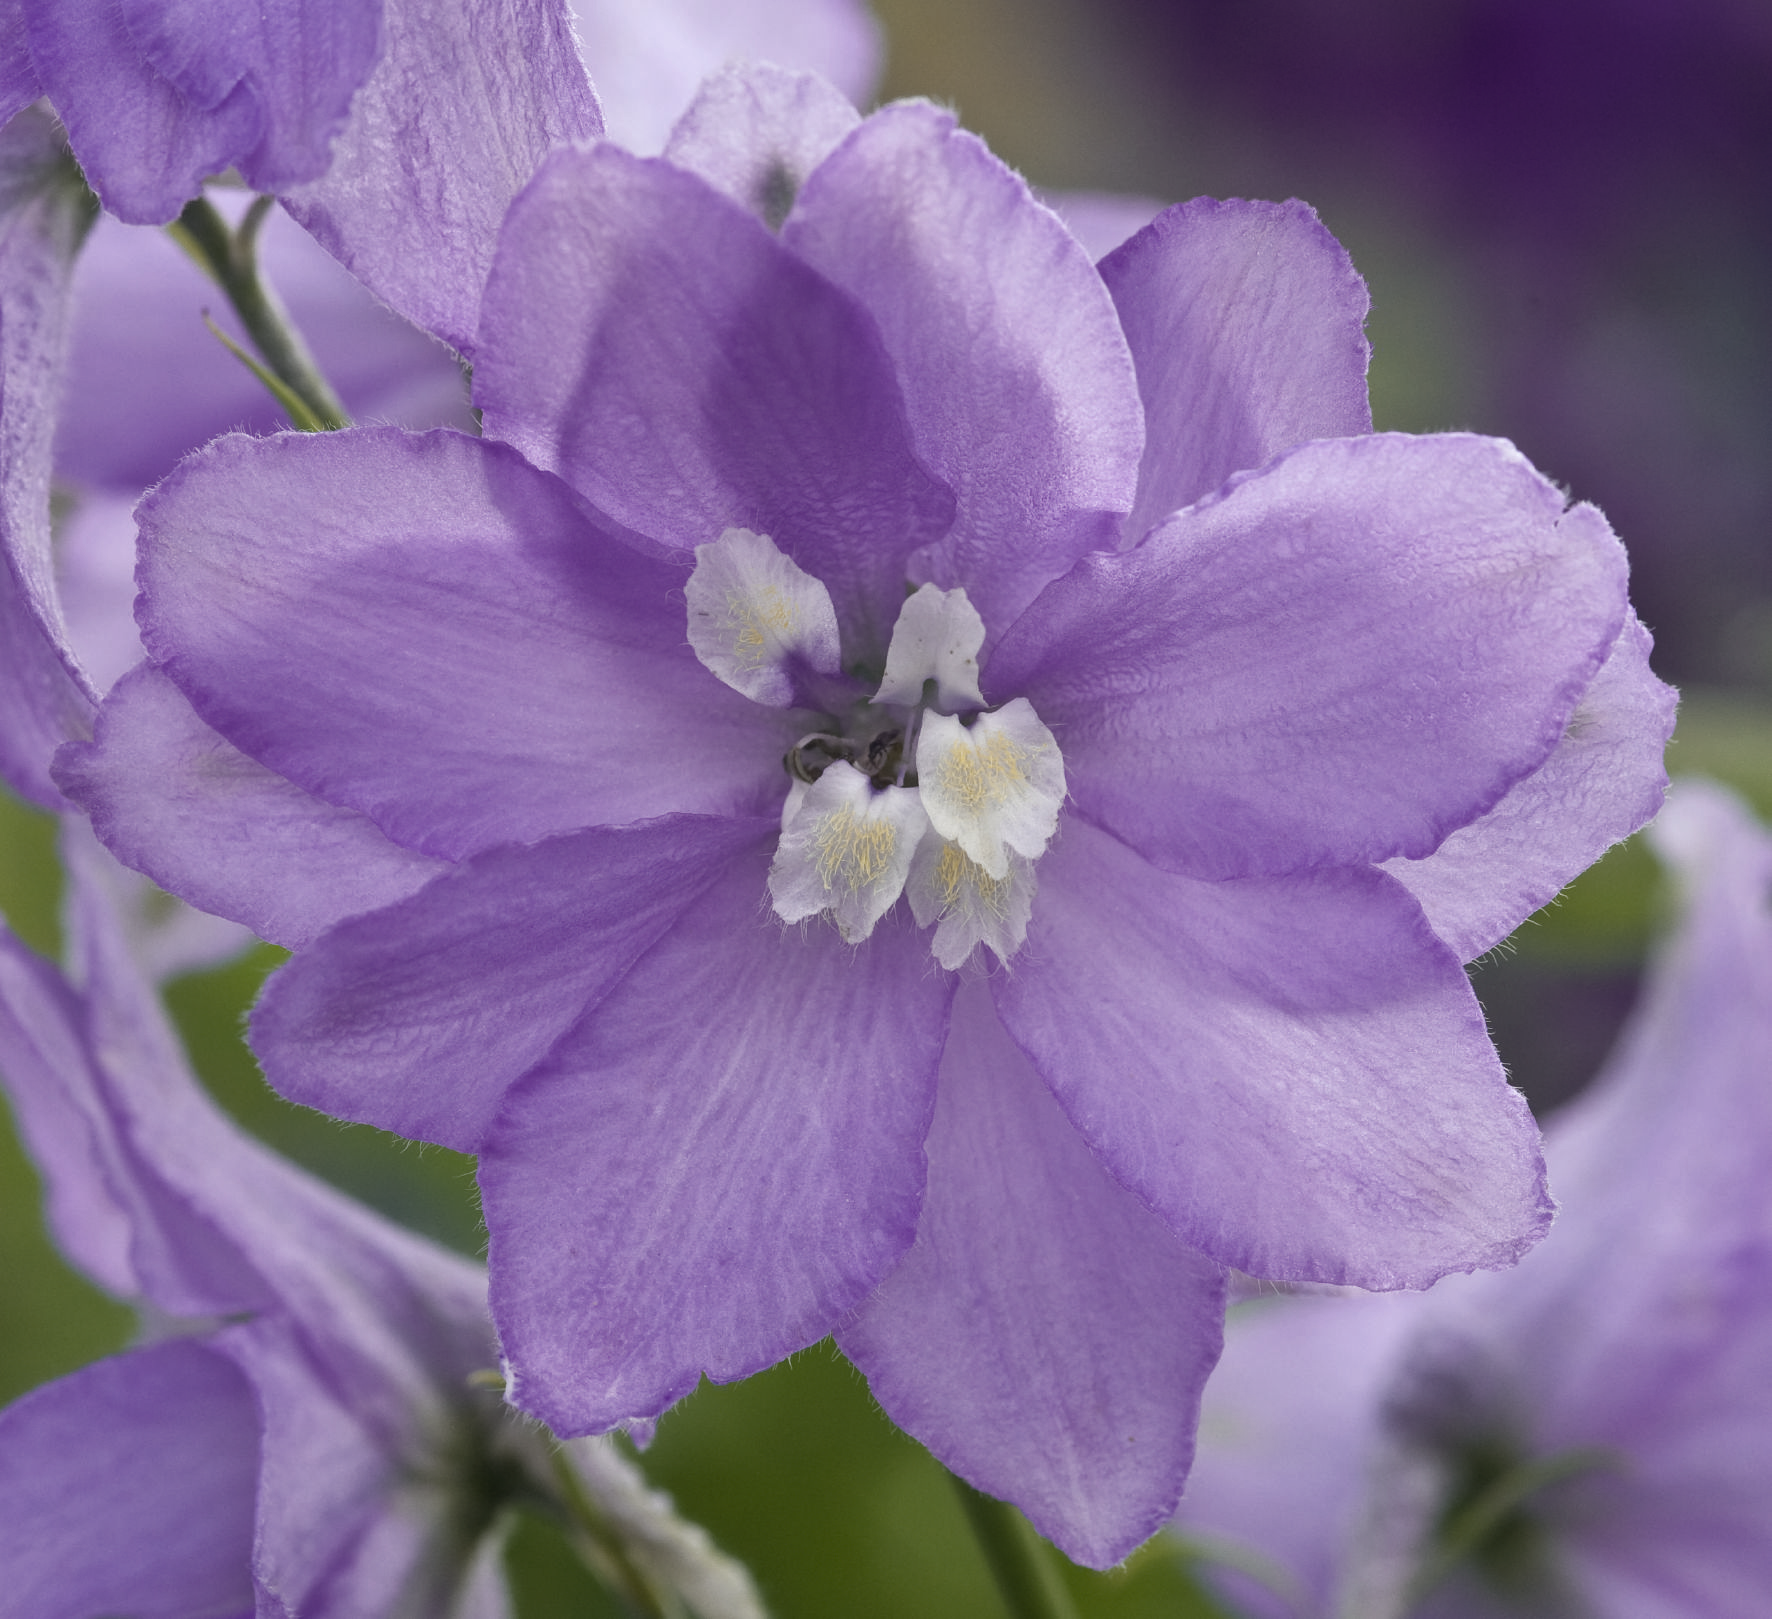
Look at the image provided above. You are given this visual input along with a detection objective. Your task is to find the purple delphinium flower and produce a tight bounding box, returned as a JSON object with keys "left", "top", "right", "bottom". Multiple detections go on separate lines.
{"left": 0, "top": 824, "right": 766, "bottom": 1619}
{"left": 1108, "top": 0, "right": 1772, "bottom": 696}
{"left": 58, "top": 68, "right": 1674, "bottom": 1564}
{"left": 1178, "top": 777, "right": 1772, "bottom": 1618}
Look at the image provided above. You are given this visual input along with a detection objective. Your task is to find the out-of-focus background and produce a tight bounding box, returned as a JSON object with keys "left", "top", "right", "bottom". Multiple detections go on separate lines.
{"left": 3, "top": 1, "right": 1771, "bottom": 1613}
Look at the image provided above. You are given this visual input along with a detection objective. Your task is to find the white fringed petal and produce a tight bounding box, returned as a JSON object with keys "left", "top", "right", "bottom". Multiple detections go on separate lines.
{"left": 907, "top": 831, "right": 1037, "bottom": 969}
{"left": 685, "top": 527, "right": 841, "bottom": 706}
{"left": 873, "top": 583, "right": 986, "bottom": 711}
{"left": 915, "top": 700, "right": 1066, "bottom": 879}
{"left": 768, "top": 762, "right": 928, "bottom": 942}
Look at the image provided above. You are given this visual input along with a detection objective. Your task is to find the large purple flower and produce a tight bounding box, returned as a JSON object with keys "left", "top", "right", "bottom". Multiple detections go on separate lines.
{"left": 1177, "top": 778, "right": 1772, "bottom": 1617}
{"left": 0, "top": 825, "right": 765, "bottom": 1618}
{"left": 60, "top": 70, "right": 1673, "bottom": 1564}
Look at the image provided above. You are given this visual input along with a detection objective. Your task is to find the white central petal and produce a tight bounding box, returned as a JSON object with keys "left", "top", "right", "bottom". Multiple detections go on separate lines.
{"left": 685, "top": 527, "right": 841, "bottom": 706}
{"left": 915, "top": 699, "right": 1066, "bottom": 880}
{"left": 907, "top": 831, "right": 1038, "bottom": 969}
{"left": 769, "top": 762, "right": 929, "bottom": 942}
{"left": 873, "top": 583, "right": 986, "bottom": 711}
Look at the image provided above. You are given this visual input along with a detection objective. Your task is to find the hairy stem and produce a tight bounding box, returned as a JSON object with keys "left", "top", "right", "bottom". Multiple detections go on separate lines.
{"left": 546, "top": 1443, "right": 684, "bottom": 1619}
{"left": 167, "top": 193, "right": 349, "bottom": 431}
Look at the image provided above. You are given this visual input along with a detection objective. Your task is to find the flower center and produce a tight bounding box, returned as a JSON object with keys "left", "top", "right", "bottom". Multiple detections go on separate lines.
{"left": 686, "top": 528, "right": 1066, "bottom": 967}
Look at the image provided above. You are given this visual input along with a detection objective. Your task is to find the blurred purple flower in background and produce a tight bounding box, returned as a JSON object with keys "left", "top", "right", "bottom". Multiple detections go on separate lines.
{"left": 0, "top": 825, "right": 766, "bottom": 1618}
{"left": 1177, "top": 778, "right": 1772, "bottom": 1617}
{"left": 55, "top": 64, "right": 1674, "bottom": 1564}
{"left": 1108, "top": 0, "right": 1772, "bottom": 698}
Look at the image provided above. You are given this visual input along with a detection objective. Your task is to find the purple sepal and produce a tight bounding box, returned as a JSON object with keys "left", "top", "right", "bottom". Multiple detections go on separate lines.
{"left": 1101, "top": 195, "right": 1372, "bottom": 539}
{"left": 1386, "top": 604, "right": 1677, "bottom": 962}
{"left": 784, "top": 100, "right": 1145, "bottom": 640}
{"left": 0, "top": 827, "right": 523, "bottom": 1610}
{"left": 21, "top": 0, "right": 382, "bottom": 224}
{"left": 996, "top": 814, "right": 1552, "bottom": 1288}
{"left": 992, "top": 433, "right": 1629, "bottom": 879}
{"left": 253, "top": 816, "right": 772, "bottom": 1152}
{"left": 475, "top": 141, "right": 953, "bottom": 665}
{"left": 282, "top": 0, "right": 602, "bottom": 356}
{"left": 218, "top": 1313, "right": 512, "bottom": 1619}
{"left": 0, "top": 1338, "right": 260, "bottom": 1619}
{"left": 134, "top": 428, "right": 796, "bottom": 863}
{"left": 0, "top": 107, "right": 97, "bottom": 809}
{"left": 55, "top": 663, "right": 448, "bottom": 951}
{"left": 483, "top": 840, "right": 955, "bottom": 1433}
{"left": 1178, "top": 782, "right": 1772, "bottom": 1613}
{"left": 841, "top": 978, "right": 1227, "bottom": 1569}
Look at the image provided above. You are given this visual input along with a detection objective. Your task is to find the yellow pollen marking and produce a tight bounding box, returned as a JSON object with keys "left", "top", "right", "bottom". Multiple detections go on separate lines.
{"left": 934, "top": 842, "right": 1013, "bottom": 915}
{"left": 935, "top": 729, "right": 1034, "bottom": 814}
{"left": 813, "top": 805, "right": 899, "bottom": 894}
{"left": 727, "top": 586, "right": 799, "bottom": 668}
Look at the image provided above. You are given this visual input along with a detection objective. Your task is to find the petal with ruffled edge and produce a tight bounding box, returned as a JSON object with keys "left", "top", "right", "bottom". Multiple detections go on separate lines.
{"left": 991, "top": 433, "right": 1629, "bottom": 880}
{"left": 1385, "top": 604, "right": 1675, "bottom": 962}
{"left": 1101, "top": 196, "right": 1372, "bottom": 540}
{"left": 282, "top": 0, "right": 601, "bottom": 356}
{"left": 685, "top": 526, "right": 843, "bottom": 706}
{"left": 22, "top": 0, "right": 381, "bottom": 223}
{"left": 663, "top": 62, "right": 861, "bottom": 231}
{"left": 784, "top": 100, "right": 1145, "bottom": 639}
{"left": 136, "top": 428, "right": 796, "bottom": 862}
{"left": 483, "top": 837, "right": 955, "bottom": 1433}
{"left": 995, "top": 815, "right": 1551, "bottom": 1288}
{"left": 56, "top": 664, "right": 448, "bottom": 950}
{"left": 0, "top": 1339, "right": 259, "bottom": 1619}
{"left": 255, "top": 816, "right": 770, "bottom": 1153}
{"left": 0, "top": 108, "right": 97, "bottom": 809}
{"left": 475, "top": 142, "right": 953, "bottom": 667}
{"left": 769, "top": 765, "right": 927, "bottom": 943}
{"left": 1040, "top": 191, "right": 1166, "bottom": 262}
{"left": 840, "top": 977, "right": 1227, "bottom": 1569}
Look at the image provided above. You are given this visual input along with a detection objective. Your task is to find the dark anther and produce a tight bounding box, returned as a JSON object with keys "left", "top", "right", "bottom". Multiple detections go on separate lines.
{"left": 785, "top": 733, "right": 854, "bottom": 784}
{"left": 862, "top": 728, "right": 904, "bottom": 784}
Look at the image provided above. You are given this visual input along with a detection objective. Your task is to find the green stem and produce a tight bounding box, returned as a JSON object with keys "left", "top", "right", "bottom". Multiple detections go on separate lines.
{"left": 951, "top": 1474, "right": 1081, "bottom": 1619}
{"left": 545, "top": 1444, "right": 683, "bottom": 1619}
{"left": 167, "top": 193, "right": 350, "bottom": 431}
